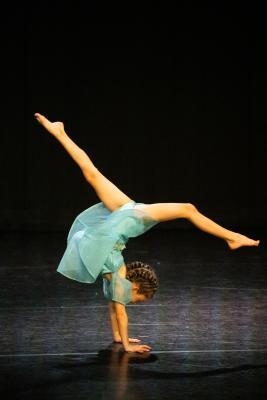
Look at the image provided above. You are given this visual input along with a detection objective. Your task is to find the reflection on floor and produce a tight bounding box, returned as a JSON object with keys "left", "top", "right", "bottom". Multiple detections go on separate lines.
{"left": 0, "top": 228, "right": 267, "bottom": 399}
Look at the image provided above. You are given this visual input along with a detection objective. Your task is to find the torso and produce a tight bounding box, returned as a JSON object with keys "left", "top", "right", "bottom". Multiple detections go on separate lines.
{"left": 102, "top": 202, "right": 155, "bottom": 282}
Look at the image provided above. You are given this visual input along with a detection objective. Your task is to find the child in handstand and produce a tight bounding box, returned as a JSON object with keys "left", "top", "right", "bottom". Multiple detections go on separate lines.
{"left": 35, "top": 113, "right": 260, "bottom": 353}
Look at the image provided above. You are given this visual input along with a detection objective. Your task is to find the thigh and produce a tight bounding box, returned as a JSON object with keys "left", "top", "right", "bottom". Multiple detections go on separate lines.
{"left": 91, "top": 170, "right": 134, "bottom": 211}
{"left": 135, "top": 203, "right": 190, "bottom": 222}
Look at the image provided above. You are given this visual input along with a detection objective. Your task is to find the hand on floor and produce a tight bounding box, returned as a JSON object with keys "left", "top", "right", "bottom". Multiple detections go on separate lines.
{"left": 114, "top": 338, "right": 141, "bottom": 343}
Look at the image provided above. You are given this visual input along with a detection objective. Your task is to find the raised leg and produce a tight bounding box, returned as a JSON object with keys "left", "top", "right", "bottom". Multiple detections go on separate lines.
{"left": 139, "top": 202, "right": 260, "bottom": 250}
{"left": 34, "top": 113, "right": 133, "bottom": 211}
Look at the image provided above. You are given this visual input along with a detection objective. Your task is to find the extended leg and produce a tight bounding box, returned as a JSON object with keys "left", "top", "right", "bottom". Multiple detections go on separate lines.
{"left": 34, "top": 113, "right": 133, "bottom": 211}
{"left": 138, "top": 203, "right": 260, "bottom": 250}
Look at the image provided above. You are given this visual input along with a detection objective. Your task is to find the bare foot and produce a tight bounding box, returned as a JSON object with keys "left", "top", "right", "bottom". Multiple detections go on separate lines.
{"left": 34, "top": 113, "right": 65, "bottom": 138}
{"left": 226, "top": 233, "right": 260, "bottom": 250}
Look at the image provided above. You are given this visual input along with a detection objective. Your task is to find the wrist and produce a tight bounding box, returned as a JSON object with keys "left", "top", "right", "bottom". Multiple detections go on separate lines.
{"left": 113, "top": 334, "right": 121, "bottom": 342}
{"left": 122, "top": 339, "right": 129, "bottom": 350}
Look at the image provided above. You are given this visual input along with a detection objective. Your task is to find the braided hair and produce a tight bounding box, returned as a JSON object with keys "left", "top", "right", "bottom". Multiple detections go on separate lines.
{"left": 126, "top": 261, "right": 159, "bottom": 299}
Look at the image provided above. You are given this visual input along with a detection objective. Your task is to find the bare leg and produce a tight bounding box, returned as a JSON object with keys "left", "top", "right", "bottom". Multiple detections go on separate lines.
{"left": 34, "top": 113, "right": 260, "bottom": 250}
{"left": 138, "top": 203, "right": 260, "bottom": 250}
{"left": 34, "top": 113, "right": 133, "bottom": 211}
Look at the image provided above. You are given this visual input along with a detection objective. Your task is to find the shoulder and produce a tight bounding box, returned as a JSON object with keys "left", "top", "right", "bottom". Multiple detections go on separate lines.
{"left": 111, "top": 271, "right": 132, "bottom": 305}
{"left": 117, "top": 264, "right": 127, "bottom": 278}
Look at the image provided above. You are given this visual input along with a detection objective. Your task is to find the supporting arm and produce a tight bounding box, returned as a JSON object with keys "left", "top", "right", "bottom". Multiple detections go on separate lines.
{"left": 113, "top": 303, "right": 130, "bottom": 351}
{"left": 108, "top": 302, "right": 123, "bottom": 342}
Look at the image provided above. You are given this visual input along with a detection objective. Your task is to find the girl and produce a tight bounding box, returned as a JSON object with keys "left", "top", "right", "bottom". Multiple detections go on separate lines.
{"left": 34, "top": 113, "right": 260, "bottom": 353}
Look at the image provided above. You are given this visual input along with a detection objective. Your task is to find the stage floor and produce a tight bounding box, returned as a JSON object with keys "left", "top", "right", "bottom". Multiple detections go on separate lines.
{"left": 1, "top": 228, "right": 267, "bottom": 399}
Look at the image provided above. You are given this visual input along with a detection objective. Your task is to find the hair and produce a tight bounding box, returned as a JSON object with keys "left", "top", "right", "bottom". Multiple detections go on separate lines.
{"left": 126, "top": 261, "right": 159, "bottom": 299}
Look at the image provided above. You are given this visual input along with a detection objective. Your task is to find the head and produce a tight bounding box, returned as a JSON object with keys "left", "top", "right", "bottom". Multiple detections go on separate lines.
{"left": 126, "top": 261, "right": 159, "bottom": 304}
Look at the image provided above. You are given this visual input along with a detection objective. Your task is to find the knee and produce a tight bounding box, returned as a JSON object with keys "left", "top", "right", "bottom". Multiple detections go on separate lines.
{"left": 83, "top": 166, "right": 99, "bottom": 182}
{"left": 184, "top": 202, "right": 198, "bottom": 214}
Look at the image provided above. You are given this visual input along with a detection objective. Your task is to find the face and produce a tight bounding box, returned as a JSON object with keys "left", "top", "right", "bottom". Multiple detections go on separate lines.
{"left": 131, "top": 292, "right": 147, "bottom": 304}
{"left": 130, "top": 282, "right": 149, "bottom": 304}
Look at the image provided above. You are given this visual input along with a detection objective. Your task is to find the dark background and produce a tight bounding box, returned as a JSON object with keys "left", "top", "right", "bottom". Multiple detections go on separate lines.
{"left": 1, "top": 5, "right": 267, "bottom": 400}
{"left": 1, "top": 2, "right": 266, "bottom": 232}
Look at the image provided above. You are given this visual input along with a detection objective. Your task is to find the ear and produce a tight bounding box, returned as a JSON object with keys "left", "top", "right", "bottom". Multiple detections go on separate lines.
{"left": 132, "top": 282, "right": 139, "bottom": 291}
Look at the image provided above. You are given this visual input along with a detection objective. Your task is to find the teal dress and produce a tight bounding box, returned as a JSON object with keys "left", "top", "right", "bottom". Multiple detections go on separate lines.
{"left": 57, "top": 201, "right": 159, "bottom": 305}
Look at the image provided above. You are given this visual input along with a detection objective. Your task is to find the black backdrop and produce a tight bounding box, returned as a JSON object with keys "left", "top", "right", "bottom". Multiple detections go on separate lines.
{"left": 1, "top": 2, "right": 266, "bottom": 231}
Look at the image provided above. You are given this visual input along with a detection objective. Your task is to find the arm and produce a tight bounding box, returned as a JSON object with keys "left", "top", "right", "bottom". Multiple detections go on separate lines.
{"left": 108, "top": 267, "right": 139, "bottom": 344}
{"left": 109, "top": 302, "right": 123, "bottom": 342}
{"left": 113, "top": 302, "right": 151, "bottom": 353}
{"left": 113, "top": 302, "right": 129, "bottom": 350}
{"left": 108, "top": 302, "right": 142, "bottom": 344}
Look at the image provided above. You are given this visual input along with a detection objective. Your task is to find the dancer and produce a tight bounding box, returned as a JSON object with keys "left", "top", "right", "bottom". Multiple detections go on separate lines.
{"left": 34, "top": 113, "right": 260, "bottom": 353}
